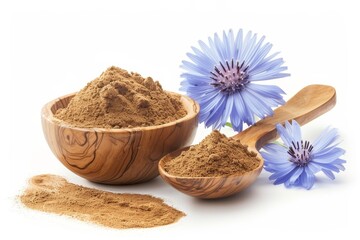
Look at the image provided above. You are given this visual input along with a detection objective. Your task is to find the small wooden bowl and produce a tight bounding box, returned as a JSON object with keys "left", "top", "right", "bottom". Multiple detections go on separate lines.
{"left": 159, "top": 147, "right": 263, "bottom": 199}
{"left": 41, "top": 92, "right": 199, "bottom": 185}
{"left": 158, "top": 85, "right": 336, "bottom": 199}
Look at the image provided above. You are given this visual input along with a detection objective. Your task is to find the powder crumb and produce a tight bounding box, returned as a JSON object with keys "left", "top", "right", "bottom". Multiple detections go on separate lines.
{"left": 164, "top": 130, "right": 261, "bottom": 177}
{"left": 19, "top": 174, "right": 185, "bottom": 229}
{"left": 54, "top": 66, "right": 187, "bottom": 128}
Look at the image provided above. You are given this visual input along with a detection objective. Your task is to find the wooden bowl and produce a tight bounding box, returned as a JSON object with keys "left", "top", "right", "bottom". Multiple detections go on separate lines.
{"left": 41, "top": 92, "right": 199, "bottom": 185}
{"left": 158, "top": 85, "right": 337, "bottom": 199}
{"left": 159, "top": 147, "right": 263, "bottom": 199}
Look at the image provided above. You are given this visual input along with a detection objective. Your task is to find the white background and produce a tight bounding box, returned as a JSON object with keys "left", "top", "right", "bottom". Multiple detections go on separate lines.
{"left": 3, "top": 0, "right": 359, "bottom": 239}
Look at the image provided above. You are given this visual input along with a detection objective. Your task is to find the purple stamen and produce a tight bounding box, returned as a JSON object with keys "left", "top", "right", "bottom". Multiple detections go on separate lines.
{"left": 287, "top": 140, "right": 314, "bottom": 166}
{"left": 210, "top": 59, "right": 249, "bottom": 93}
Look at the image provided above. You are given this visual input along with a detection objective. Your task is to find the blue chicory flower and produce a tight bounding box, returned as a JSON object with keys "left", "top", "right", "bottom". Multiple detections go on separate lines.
{"left": 261, "top": 120, "right": 346, "bottom": 189}
{"left": 180, "top": 29, "right": 290, "bottom": 131}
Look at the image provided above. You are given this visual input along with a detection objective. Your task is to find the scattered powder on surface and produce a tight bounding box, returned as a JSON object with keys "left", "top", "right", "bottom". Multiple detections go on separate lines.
{"left": 19, "top": 174, "right": 185, "bottom": 229}
{"left": 54, "top": 66, "right": 186, "bottom": 128}
{"left": 164, "top": 131, "right": 261, "bottom": 177}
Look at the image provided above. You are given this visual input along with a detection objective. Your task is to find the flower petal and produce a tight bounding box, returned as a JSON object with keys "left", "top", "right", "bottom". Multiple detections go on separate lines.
{"left": 214, "top": 33, "right": 225, "bottom": 61}
{"left": 186, "top": 52, "right": 213, "bottom": 70}
{"left": 241, "top": 88, "right": 273, "bottom": 117}
{"left": 287, "top": 167, "right": 304, "bottom": 185}
{"left": 276, "top": 123, "right": 294, "bottom": 147}
{"left": 200, "top": 92, "right": 224, "bottom": 113}
{"left": 290, "top": 120, "right": 302, "bottom": 143}
{"left": 302, "top": 167, "right": 316, "bottom": 189}
{"left": 307, "top": 162, "right": 321, "bottom": 173}
{"left": 312, "top": 147, "right": 345, "bottom": 163}
{"left": 244, "top": 34, "right": 265, "bottom": 65}
{"left": 262, "top": 143, "right": 288, "bottom": 155}
{"left": 312, "top": 162, "right": 340, "bottom": 173}
{"left": 230, "top": 92, "right": 257, "bottom": 131}
{"left": 181, "top": 60, "right": 209, "bottom": 76}
{"left": 234, "top": 29, "right": 243, "bottom": 60}
{"left": 191, "top": 46, "right": 217, "bottom": 66}
{"left": 246, "top": 84, "right": 285, "bottom": 108}
{"left": 322, "top": 169, "right": 335, "bottom": 180}
{"left": 312, "top": 127, "right": 340, "bottom": 153}
{"left": 272, "top": 167, "right": 298, "bottom": 185}
{"left": 204, "top": 95, "right": 227, "bottom": 128}
{"left": 238, "top": 30, "right": 254, "bottom": 64}
{"left": 220, "top": 94, "right": 234, "bottom": 126}
{"left": 247, "top": 42, "right": 272, "bottom": 71}
{"left": 227, "top": 29, "right": 235, "bottom": 59}
{"left": 198, "top": 39, "right": 219, "bottom": 63}
{"left": 269, "top": 165, "right": 297, "bottom": 181}
{"left": 222, "top": 30, "right": 231, "bottom": 60}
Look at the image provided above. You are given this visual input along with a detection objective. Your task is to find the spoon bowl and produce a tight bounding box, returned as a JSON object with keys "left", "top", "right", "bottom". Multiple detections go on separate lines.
{"left": 159, "top": 146, "right": 264, "bottom": 199}
{"left": 158, "top": 85, "right": 337, "bottom": 198}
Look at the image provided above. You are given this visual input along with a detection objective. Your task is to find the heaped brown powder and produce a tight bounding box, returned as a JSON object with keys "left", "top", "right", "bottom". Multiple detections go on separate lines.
{"left": 164, "top": 131, "right": 261, "bottom": 177}
{"left": 20, "top": 175, "right": 185, "bottom": 229}
{"left": 54, "top": 66, "right": 186, "bottom": 128}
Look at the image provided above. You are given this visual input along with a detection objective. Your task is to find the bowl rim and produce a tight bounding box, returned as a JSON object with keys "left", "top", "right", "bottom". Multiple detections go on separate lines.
{"left": 42, "top": 91, "right": 200, "bottom": 132}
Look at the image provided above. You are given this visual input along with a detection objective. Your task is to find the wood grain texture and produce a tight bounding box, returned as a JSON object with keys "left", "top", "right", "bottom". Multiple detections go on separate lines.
{"left": 158, "top": 85, "right": 336, "bottom": 199}
{"left": 234, "top": 84, "right": 337, "bottom": 150}
{"left": 159, "top": 147, "right": 262, "bottom": 199}
{"left": 42, "top": 92, "right": 199, "bottom": 185}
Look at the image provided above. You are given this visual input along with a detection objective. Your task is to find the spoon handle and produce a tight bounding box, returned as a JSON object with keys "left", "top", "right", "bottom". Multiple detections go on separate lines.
{"left": 233, "top": 84, "right": 336, "bottom": 150}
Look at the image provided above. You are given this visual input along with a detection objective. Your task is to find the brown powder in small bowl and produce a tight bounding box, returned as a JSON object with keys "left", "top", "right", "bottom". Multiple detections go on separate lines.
{"left": 164, "top": 130, "right": 261, "bottom": 177}
{"left": 55, "top": 66, "right": 187, "bottom": 128}
{"left": 19, "top": 174, "right": 185, "bottom": 229}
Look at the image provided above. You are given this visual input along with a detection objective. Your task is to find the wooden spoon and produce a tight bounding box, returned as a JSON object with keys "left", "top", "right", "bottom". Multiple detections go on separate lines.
{"left": 158, "top": 85, "right": 336, "bottom": 199}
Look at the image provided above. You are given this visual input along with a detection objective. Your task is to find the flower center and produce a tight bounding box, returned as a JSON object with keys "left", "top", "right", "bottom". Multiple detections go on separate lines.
{"left": 287, "top": 140, "right": 314, "bottom": 166}
{"left": 210, "top": 59, "right": 249, "bottom": 94}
